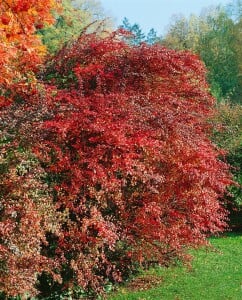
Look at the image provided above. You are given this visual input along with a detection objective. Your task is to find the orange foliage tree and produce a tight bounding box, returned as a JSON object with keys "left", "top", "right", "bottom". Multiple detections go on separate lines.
{"left": 0, "top": 0, "right": 59, "bottom": 106}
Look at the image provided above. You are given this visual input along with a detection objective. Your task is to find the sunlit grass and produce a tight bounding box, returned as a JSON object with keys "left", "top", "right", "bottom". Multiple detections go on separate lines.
{"left": 108, "top": 233, "right": 242, "bottom": 300}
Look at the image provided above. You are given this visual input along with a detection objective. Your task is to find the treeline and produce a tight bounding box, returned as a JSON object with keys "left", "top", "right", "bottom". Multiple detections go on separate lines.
{"left": 162, "top": 1, "right": 242, "bottom": 103}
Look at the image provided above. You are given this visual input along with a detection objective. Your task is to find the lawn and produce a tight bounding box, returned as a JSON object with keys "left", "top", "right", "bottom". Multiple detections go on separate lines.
{"left": 108, "top": 233, "right": 242, "bottom": 300}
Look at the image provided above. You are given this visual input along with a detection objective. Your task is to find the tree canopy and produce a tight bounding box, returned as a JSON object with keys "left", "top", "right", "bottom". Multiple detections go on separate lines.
{"left": 119, "top": 17, "right": 159, "bottom": 45}
{"left": 0, "top": 0, "right": 59, "bottom": 104}
{"left": 162, "top": 4, "right": 242, "bottom": 103}
{"left": 38, "top": 0, "right": 111, "bottom": 53}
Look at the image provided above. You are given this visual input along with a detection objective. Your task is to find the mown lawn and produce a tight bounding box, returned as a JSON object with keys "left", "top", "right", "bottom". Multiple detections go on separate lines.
{"left": 108, "top": 233, "right": 242, "bottom": 300}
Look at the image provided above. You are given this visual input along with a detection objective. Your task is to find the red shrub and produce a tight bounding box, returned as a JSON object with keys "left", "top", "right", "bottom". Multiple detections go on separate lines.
{"left": 0, "top": 101, "right": 61, "bottom": 297}
{"left": 34, "top": 32, "right": 232, "bottom": 293}
{"left": 0, "top": 30, "right": 233, "bottom": 298}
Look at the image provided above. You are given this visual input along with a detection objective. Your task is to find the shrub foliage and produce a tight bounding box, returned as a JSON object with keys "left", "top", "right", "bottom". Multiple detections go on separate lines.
{"left": 36, "top": 32, "right": 232, "bottom": 295}
{"left": 0, "top": 11, "right": 233, "bottom": 298}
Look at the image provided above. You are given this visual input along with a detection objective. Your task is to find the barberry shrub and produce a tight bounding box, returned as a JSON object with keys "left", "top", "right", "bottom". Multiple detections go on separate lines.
{"left": 0, "top": 100, "right": 63, "bottom": 298}
{"left": 33, "top": 31, "right": 232, "bottom": 295}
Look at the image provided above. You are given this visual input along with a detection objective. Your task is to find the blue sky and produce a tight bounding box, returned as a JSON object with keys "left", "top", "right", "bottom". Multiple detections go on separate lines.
{"left": 100, "top": 0, "right": 231, "bottom": 35}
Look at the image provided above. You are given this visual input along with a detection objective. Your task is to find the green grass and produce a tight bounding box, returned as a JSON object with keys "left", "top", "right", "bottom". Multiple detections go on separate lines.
{"left": 108, "top": 233, "right": 242, "bottom": 300}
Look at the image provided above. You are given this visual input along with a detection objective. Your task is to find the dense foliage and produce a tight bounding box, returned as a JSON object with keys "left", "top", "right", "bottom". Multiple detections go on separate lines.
{"left": 161, "top": 1, "right": 242, "bottom": 216}
{"left": 0, "top": 101, "right": 61, "bottom": 297}
{"left": 0, "top": 0, "right": 61, "bottom": 297}
{"left": 38, "top": 0, "right": 110, "bottom": 54}
{"left": 212, "top": 102, "right": 242, "bottom": 209}
{"left": 0, "top": 1, "right": 235, "bottom": 298}
{"left": 34, "top": 31, "right": 231, "bottom": 296}
{"left": 0, "top": 0, "right": 60, "bottom": 104}
{"left": 162, "top": 3, "right": 242, "bottom": 103}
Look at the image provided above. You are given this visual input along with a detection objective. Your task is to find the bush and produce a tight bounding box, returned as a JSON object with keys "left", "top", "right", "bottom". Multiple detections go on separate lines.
{"left": 212, "top": 102, "right": 242, "bottom": 209}
{"left": 36, "top": 32, "right": 232, "bottom": 296}
{"left": 0, "top": 31, "right": 233, "bottom": 298}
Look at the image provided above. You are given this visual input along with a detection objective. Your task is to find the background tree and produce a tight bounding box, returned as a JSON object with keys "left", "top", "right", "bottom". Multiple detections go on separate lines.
{"left": 212, "top": 102, "right": 242, "bottom": 215}
{"left": 198, "top": 10, "right": 240, "bottom": 100}
{"left": 228, "top": 0, "right": 242, "bottom": 101}
{"left": 162, "top": 6, "right": 241, "bottom": 103}
{"left": 38, "top": 0, "right": 112, "bottom": 54}
{"left": 119, "top": 17, "right": 159, "bottom": 45}
{"left": 146, "top": 27, "right": 159, "bottom": 45}
{"left": 162, "top": 14, "right": 190, "bottom": 50}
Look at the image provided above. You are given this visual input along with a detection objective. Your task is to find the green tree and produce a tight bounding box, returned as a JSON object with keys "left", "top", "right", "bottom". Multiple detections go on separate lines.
{"left": 120, "top": 17, "right": 145, "bottom": 45}
{"left": 162, "top": 8, "right": 241, "bottom": 103}
{"left": 198, "top": 10, "right": 240, "bottom": 101}
{"left": 162, "top": 14, "right": 190, "bottom": 50}
{"left": 120, "top": 17, "right": 159, "bottom": 45}
{"left": 146, "top": 28, "right": 159, "bottom": 45}
{"left": 38, "top": 0, "right": 111, "bottom": 53}
{"left": 227, "top": 0, "right": 242, "bottom": 101}
{"left": 212, "top": 102, "right": 242, "bottom": 210}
